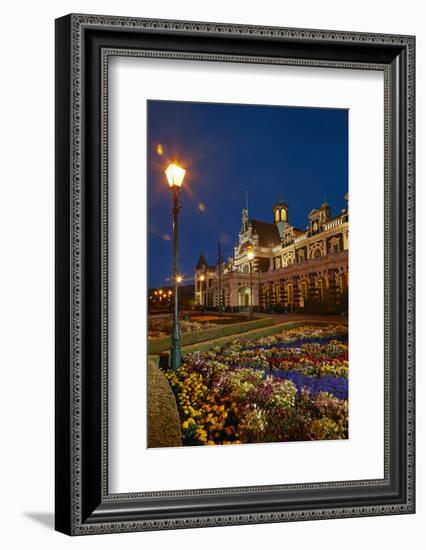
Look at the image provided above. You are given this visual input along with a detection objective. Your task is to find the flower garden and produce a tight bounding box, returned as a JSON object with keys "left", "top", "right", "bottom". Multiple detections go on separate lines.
{"left": 164, "top": 324, "right": 348, "bottom": 446}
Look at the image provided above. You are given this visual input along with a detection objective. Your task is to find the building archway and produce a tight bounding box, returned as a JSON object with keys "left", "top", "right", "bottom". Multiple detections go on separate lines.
{"left": 238, "top": 286, "right": 252, "bottom": 307}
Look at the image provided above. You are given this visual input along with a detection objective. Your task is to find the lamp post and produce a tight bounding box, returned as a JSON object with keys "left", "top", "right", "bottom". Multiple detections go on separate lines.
{"left": 247, "top": 248, "right": 255, "bottom": 319}
{"left": 199, "top": 273, "right": 206, "bottom": 314}
{"left": 258, "top": 266, "right": 261, "bottom": 313}
{"left": 165, "top": 162, "right": 186, "bottom": 370}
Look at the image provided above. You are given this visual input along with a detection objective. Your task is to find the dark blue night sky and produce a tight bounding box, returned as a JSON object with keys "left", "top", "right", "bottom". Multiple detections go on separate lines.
{"left": 147, "top": 100, "right": 348, "bottom": 289}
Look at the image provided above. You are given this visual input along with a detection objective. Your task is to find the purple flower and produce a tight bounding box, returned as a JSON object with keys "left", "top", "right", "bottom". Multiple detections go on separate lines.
{"left": 265, "top": 369, "right": 348, "bottom": 400}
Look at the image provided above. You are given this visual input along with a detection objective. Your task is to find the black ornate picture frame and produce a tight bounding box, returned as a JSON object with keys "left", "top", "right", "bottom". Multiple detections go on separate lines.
{"left": 55, "top": 14, "right": 415, "bottom": 535}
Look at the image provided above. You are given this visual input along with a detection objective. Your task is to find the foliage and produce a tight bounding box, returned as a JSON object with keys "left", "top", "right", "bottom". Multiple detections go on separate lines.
{"left": 148, "top": 316, "right": 275, "bottom": 354}
{"left": 148, "top": 318, "right": 217, "bottom": 338}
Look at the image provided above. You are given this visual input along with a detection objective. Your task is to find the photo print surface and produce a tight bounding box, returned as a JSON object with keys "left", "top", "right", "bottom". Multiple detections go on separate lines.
{"left": 147, "top": 100, "right": 349, "bottom": 449}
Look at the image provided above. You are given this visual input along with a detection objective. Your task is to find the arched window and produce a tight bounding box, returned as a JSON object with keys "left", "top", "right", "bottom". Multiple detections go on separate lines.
{"left": 284, "top": 254, "right": 293, "bottom": 267}
{"left": 313, "top": 248, "right": 322, "bottom": 259}
{"left": 275, "top": 209, "right": 280, "bottom": 222}
{"left": 301, "top": 281, "right": 308, "bottom": 299}
{"left": 274, "top": 257, "right": 281, "bottom": 270}
{"left": 280, "top": 208, "right": 287, "bottom": 222}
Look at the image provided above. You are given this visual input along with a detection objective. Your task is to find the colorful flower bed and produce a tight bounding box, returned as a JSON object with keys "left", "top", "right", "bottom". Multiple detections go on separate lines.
{"left": 189, "top": 315, "right": 234, "bottom": 322}
{"left": 164, "top": 324, "right": 348, "bottom": 446}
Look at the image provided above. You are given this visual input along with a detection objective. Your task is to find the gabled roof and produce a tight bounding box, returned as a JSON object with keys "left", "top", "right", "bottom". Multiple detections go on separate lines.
{"left": 196, "top": 253, "right": 208, "bottom": 269}
{"left": 249, "top": 219, "right": 281, "bottom": 246}
{"left": 196, "top": 253, "right": 215, "bottom": 270}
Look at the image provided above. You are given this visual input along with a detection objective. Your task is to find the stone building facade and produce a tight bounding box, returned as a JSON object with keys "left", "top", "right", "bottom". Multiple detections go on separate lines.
{"left": 195, "top": 195, "right": 348, "bottom": 314}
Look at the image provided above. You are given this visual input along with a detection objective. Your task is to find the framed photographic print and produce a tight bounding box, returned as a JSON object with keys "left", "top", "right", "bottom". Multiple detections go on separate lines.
{"left": 55, "top": 14, "right": 415, "bottom": 535}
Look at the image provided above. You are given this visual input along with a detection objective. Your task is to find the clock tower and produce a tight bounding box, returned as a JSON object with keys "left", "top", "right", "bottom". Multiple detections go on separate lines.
{"left": 273, "top": 201, "right": 288, "bottom": 239}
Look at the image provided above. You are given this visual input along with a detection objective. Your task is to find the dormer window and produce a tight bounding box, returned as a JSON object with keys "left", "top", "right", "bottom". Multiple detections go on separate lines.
{"left": 275, "top": 209, "right": 280, "bottom": 223}
{"left": 273, "top": 202, "right": 289, "bottom": 225}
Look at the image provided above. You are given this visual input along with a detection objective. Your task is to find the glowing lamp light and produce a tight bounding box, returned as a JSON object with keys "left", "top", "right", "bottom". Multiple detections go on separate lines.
{"left": 199, "top": 274, "right": 205, "bottom": 282}
{"left": 176, "top": 275, "right": 183, "bottom": 284}
{"left": 165, "top": 163, "right": 186, "bottom": 188}
{"left": 247, "top": 250, "right": 255, "bottom": 261}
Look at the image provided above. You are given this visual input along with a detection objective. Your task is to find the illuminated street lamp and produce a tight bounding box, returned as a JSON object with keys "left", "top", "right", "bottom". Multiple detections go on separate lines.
{"left": 199, "top": 273, "right": 206, "bottom": 314}
{"left": 247, "top": 248, "right": 255, "bottom": 319}
{"left": 165, "top": 162, "right": 186, "bottom": 370}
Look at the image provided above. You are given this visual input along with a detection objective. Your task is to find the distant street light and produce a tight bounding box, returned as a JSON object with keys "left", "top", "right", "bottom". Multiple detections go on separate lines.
{"left": 258, "top": 266, "right": 262, "bottom": 312}
{"left": 199, "top": 273, "right": 206, "bottom": 314}
{"left": 165, "top": 162, "right": 186, "bottom": 370}
{"left": 247, "top": 248, "right": 255, "bottom": 319}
